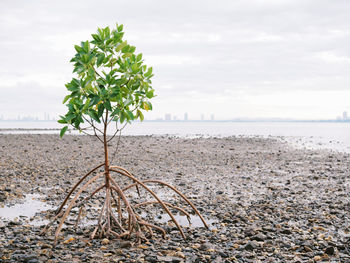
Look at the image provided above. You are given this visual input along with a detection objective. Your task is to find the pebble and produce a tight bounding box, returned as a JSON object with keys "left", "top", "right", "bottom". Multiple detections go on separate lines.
{"left": 1, "top": 135, "right": 349, "bottom": 262}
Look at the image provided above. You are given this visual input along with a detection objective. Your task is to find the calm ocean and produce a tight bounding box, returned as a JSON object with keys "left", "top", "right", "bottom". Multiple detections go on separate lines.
{"left": 1, "top": 121, "right": 349, "bottom": 153}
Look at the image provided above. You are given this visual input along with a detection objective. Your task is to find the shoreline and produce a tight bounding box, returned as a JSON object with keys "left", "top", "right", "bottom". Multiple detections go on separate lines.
{"left": 1, "top": 129, "right": 350, "bottom": 154}
{"left": 1, "top": 134, "right": 350, "bottom": 262}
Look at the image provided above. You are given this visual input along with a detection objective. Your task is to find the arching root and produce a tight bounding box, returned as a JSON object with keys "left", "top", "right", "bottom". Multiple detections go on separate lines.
{"left": 42, "top": 163, "right": 208, "bottom": 246}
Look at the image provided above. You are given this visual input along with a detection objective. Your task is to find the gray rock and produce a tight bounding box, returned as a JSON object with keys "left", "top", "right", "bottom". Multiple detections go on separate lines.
{"left": 145, "top": 256, "right": 158, "bottom": 263}
{"left": 251, "top": 233, "right": 266, "bottom": 241}
{"left": 244, "top": 241, "right": 259, "bottom": 251}
{"left": 120, "top": 241, "right": 132, "bottom": 248}
{"left": 157, "top": 255, "right": 183, "bottom": 263}
{"left": 199, "top": 242, "right": 212, "bottom": 251}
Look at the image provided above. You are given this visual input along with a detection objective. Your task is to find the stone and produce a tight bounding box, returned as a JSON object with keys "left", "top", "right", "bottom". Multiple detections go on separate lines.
{"left": 199, "top": 243, "right": 212, "bottom": 251}
{"left": 144, "top": 255, "right": 158, "bottom": 263}
{"left": 120, "top": 241, "right": 132, "bottom": 248}
{"left": 251, "top": 233, "right": 266, "bottom": 241}
{"left": 101, "top": 238, "right": 109, "bottom": 245}
{"left": 325, "top": 246, "right": 335, "bottom": 255}
{"left": 244, "top": 241, "right": 259, "bottom": 251}
{"left": 157, "top": 255, "right": 183, "bottom": 263}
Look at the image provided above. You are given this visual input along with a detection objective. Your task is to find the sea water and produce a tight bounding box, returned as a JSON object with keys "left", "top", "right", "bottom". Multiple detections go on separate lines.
{"left": 0, "top": 121, "right": 349, "bottom": 153}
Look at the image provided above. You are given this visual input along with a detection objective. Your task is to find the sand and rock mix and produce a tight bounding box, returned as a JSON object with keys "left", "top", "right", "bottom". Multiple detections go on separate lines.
{"left": 0, "top": 134, "right": 350, "bottom": 262}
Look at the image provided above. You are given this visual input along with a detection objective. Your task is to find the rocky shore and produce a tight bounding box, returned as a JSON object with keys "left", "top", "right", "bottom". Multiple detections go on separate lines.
{"left": 0, "top": 134, "right": 350, "bottom": 262}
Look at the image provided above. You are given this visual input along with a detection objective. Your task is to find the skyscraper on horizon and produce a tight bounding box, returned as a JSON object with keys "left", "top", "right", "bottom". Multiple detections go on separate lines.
{"left": 343, "top": 111, "right": 348, "bottom": 120}
{"left": 165, "top": 114, "right": 171, "bottom": 121}
{"left": 184, "top": 112, "right": 188, "bottom": 121}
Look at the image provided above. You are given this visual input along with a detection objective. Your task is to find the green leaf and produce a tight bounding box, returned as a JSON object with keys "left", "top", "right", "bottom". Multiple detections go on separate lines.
{"left": 91, "top": 34, "right": 101, "bottom": 42}
{"left": 62, "top": 95, "right": 71, "bottom": 104}
{"left": 60, "top": 126, "right": 68, "bottom": 138}
{"left": 65, "top": 113, "right": 75, "bottom": 122}
{"left": 83, "top": 98, "right": 91, "bottom": 111}
{"left": 74, "top": 45, "right": 83, "bottom": 53}
{"left": 122, "top": 53, "right": 132, "bottom": 58}
{"left": 126, "top": 110, "right": 134, "bottom": 120}
{"left": 136, "top": 53, "right": 142, "bottom": 62}
{"left": 83, "top": 41, "right": 90, "bottom": 52}
{"left": 87, "top": 110, "right": 100, "bottom": 123}
{"left": 97, "top": 103, "right": 105, "bottom": 117}
{"left": 116, "top": 41, "right": 127, "bottom": 52}
{"left": 137, "top": 109, "right": 144, "bottom": 121}
{"left": 131, "top": 63, "right": 139, "bottom": 73}
{"left": 120, "top": 111, "right": 126, "bottom": 123}
{"left": 143, "top": 101, "right": 152, "bottom": 111}
{"left": 104, "top": 100, "right": 112, "bottom": 111}
{"left": 97, "top": 53, "right": 105, "bottom": 67}
{"left": 112, "top": 108, "right": 121, "bottom": 116}
{"left": 58, "top": 119, "right": 67, "bottom": 124}
{"left": 145, "top": 67, "right": 153, "bottom": 77}
{"left": 104, "top": 27, "right": 111, "bottom": 38}
{"left": 121, "top": 45, "right": 130, "bottom": 53}
{"left": 117, "top": 24, "right": 123, "bottom": 32}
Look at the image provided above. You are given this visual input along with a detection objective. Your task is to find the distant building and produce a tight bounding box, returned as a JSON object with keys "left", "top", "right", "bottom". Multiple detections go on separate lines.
{"left": 201, "top": 114, "right": 204, "bottom": 121}
{"left": 165, "top": 114, "right": 171, "bottom": 121}
{"left": 210, "top": 114, "right": 214, "bottom": 121}
{"left": 343, "top": 111, "right": 348, "bottom": 120}
{"left": 184, "top": 112, "right": 188, "bottom": 121}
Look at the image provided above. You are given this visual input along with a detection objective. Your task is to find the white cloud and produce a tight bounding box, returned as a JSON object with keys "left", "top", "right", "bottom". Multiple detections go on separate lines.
{"left": 1, "top": 0, "right": 350, "bottom": 120}
{"left": 315, "top": 51, "right": 350, "bottom": 63}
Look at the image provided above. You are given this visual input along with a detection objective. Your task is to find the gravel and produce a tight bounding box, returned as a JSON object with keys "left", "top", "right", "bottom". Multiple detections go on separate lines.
{"left": 0, "top": 134, "right": 350, "bottom": 262}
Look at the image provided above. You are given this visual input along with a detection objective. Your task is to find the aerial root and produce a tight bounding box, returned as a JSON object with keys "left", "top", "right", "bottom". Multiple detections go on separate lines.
{"left": 43, "top": 164, "right": 208, "bottom": 246}
{"left": 56, "top": 163, "right": 104, "bottom": 215}
{"left": 53, "top": 172, "right": 104, "bottom": 246}
{"left": 111, "top": 165, "right": 208, "bottom": 229}
{"left": 109, "top": 167, "right": 186, "bottom": 238}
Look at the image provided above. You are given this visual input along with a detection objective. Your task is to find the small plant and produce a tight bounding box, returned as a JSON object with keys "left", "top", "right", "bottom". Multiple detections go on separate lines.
{"left": 42, "top": 24, "right": 208, "bottom": 246}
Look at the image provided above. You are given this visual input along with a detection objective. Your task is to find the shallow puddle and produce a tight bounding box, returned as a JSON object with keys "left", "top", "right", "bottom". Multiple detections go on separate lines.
{"left": 0, "top": 194, "right": 54, "bottom": 226}
{"left": 0, "top": 193, "right": 218, "bottom": 229}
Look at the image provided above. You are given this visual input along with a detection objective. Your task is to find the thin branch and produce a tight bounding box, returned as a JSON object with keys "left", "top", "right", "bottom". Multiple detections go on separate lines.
{"left": 107, "top": 122, "right": 126, "bottom": 143}
{"left": 79, "top": 129, "right": 104, "bottom": 143}
{"left": 82, "top": 116, "right": 104, "bottom": 134}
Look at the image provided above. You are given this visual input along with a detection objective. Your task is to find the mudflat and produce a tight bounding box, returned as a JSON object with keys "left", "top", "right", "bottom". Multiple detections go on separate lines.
{"left": 1, "top": 134, "right": 350, "bottom": 262}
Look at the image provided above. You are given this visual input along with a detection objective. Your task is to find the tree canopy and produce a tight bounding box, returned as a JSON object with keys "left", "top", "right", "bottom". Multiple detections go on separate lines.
{"left": 58, "top": 24, "right": 155, "bottom": 138}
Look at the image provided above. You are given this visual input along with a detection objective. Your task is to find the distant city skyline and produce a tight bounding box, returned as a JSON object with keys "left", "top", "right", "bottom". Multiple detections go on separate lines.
{"left": 1, "top": 110, "right": 349, "bottom": 122}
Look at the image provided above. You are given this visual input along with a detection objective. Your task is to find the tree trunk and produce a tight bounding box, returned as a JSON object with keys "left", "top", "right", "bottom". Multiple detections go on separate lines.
{"left": 104, "top": 111, "right": 110, "bottom": 188}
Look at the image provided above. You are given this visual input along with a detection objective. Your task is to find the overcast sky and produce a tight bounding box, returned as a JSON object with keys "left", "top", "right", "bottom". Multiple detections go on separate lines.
{"left": 1, "top": 0, "right": 350, "bottom": 120}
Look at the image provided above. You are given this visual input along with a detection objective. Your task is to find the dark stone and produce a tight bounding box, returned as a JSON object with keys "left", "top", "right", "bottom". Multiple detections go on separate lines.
{"left": 325, "top": 246, "right": 335, "bottom": 255}
{"left": 280, "top": 228, "right": 292, "bottom": 235}
{"left": 199, "top": 242, "right": 212, "bottom": 251}
{"left": 251, "top": 233, "right": 266, "bottom": 241}
{"left": 144, "top": 256, "right": 158, "bottom": 263}
{"left": 245, "top": 241, "right": 259, "bottom": 251}
{"left": 219, "top": 251, "right": 229, "bottom": 258}
{"left": 18, "top": 254, "right": 39, "bottom": 263}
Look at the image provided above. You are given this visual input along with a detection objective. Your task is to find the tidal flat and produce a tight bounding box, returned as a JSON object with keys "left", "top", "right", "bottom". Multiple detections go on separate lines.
{"left": 0, "top": 134, "right": 350, "bottom": 262}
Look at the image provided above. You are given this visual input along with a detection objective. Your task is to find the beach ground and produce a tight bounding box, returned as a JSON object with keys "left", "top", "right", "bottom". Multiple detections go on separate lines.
{"left": 0, "top": 134, "right": 350, "bottom": 262}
